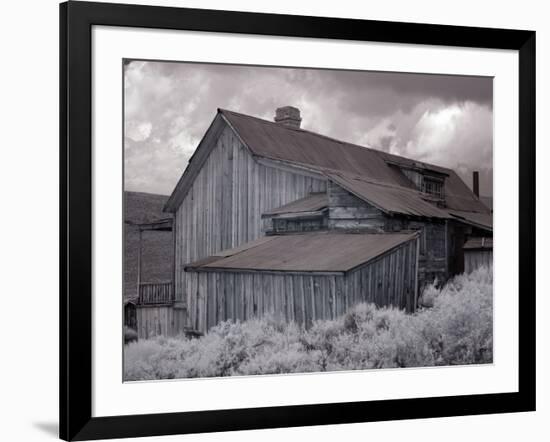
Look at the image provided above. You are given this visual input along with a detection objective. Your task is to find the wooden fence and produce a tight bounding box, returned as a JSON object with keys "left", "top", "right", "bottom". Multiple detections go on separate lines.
{"left": 138, "top": 281, "right": 173, "bottom": 305}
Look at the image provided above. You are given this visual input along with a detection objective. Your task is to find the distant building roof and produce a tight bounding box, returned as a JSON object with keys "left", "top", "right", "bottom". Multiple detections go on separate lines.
{"left": 463, "top": 237, "right": 493, "bottom": 250}
{"left": 185, "top": 232, "right": 418, "bottom": 273}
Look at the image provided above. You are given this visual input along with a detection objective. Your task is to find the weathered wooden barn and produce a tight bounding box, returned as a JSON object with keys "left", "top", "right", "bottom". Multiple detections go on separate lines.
{"left": 132, "top": 106, "right": 493, "bottom": 337}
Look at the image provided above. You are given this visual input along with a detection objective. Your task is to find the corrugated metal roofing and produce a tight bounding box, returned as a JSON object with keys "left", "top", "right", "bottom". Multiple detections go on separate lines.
{"left": 212, "top": 235, "right": 275, "bottom": 257}
{"left": 449, "top": 210, "right": 493, "bottom": 231}
{"left": 443, "top": 171, "right": 490, "bottom": 213}
{"left": 377, "top": 150, "right": 450, "bottom": 176}
{"left": 463, "top": 237, "right": 493, "bottom": 250}
{"left": 185, "top": 232, "right": 417, "bottom": 273}
{"left": 325, "top": 169, "right": 451, "bottom": 219}
{"left": 263, "top": 193, "right": 328, "bottom": 216}
{"left": 220, "top": 109, "right": 489, "bottom": 215}
{"left": 221, "top": 109, "right": 406, "bottom": 186}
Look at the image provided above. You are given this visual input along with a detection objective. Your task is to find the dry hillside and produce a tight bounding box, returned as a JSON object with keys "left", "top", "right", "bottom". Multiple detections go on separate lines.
{"left": 125, "top": 191, "right": 173, "bottom": 301}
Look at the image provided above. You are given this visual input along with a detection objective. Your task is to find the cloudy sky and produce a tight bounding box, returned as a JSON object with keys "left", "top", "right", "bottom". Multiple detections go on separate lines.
{"left": 124, "top": 60, "right": 493, "bottom": 197}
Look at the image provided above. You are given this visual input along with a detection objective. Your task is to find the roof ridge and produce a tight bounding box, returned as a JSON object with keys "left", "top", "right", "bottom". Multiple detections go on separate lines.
{"left": 218, "top": 108, "right": 451, "bottom": 173}
{"left": 220, "top": 108, "right": 377, "bottom": 150}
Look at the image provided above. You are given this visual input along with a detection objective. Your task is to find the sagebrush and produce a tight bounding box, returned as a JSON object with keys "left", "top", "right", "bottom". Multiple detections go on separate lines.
{"left": 124, "top": 266, "right": 493, "bottom": 380}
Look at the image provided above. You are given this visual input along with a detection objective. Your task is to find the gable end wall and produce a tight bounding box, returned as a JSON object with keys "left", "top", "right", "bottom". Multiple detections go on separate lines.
{"left": 174, "top": 124, "right": 327, "bottom": 305}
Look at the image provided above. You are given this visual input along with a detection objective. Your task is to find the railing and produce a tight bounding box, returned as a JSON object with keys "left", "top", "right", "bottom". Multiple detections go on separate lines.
{"left": 138, "top": 281, "right": 174, "bottom": 305}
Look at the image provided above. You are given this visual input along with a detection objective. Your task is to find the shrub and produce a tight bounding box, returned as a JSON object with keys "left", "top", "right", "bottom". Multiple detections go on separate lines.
{"left": 124, "top": 326, "right": 138, "bottom": 344}
{"left": 124, "top": 266, "right": 493, "bottom": 381}
{"left": 419, "top": 280, "right": 440, "bottom": 308}
{"left": 421, "top": 266, "right": 493, "bottom": 365}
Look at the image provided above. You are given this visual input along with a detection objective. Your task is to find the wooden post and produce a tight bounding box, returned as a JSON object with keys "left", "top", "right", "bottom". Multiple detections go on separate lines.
{"left": 137, "top": 228, "right": 142, "bottom": 302}
{"left": 414, "top": 235, "right": 420, "bottom": 312}
{"left": 172, "top": 223, "right": 176, "bottom": 302}
{"left": 444, "top": 220, "right": 449, "bottom": 277}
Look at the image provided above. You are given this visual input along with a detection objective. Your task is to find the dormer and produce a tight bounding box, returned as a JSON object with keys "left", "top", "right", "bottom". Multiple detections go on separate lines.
{"left": 385, "top": 159, "right": 448, "bottom": 207}
{"left": 402, "top": 168, "right": 446, "bottom": 206}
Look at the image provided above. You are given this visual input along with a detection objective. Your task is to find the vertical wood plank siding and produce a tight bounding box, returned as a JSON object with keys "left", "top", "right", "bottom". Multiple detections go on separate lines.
{"left": 186, "top": 238, "right": 418, "bottom": 334}
{"left": 407, "top": 219, "right": 447, "bottom": 285}
{"left": 175, "top": 126, "right": 327, "bottom": 307}
{"left": 135, "top": 305, "right": 186, "bottom": 339}
{"left": 464, "top": 250, "right": 493, "bottom": 274}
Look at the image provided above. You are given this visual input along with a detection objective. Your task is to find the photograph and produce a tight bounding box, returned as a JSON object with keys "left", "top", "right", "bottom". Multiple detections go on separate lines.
{"left": 0, "top": 0, "right": 541, "bottom": 440}
{"left": 122, "top": 60, "right": 494, "bottom": 381}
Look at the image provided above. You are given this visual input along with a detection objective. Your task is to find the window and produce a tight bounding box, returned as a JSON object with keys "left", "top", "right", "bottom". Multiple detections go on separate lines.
{"left": 399, "top": 166, "right": 446, "bottom": 200}
{"left": 421, "top": 176, "right": 445, "bottom": 199}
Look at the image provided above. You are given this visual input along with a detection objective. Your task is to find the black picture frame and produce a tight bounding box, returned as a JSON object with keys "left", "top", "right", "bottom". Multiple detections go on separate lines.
{"left": 60, "top": 1, "right": 536, "bottom": 440}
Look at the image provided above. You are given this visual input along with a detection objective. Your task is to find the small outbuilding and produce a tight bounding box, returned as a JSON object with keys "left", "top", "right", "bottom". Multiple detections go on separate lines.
{"left": 463, "top": 237, "right": 493, "bottom": 273}
{"left": 184, "top": 231, "right": 419, "bottom": 333}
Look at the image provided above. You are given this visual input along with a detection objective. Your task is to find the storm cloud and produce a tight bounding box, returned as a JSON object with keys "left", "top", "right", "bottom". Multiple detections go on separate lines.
{"left": 124, "top": 60, "right": 493, "bottom": 197}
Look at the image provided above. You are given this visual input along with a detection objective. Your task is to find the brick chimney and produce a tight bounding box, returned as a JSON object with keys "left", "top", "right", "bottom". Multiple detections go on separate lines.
{"left": 473, "top": 171, "right": 479, "bottom": 197}
{"left": 274, "top": 106, "right": 302, "bottom": 129}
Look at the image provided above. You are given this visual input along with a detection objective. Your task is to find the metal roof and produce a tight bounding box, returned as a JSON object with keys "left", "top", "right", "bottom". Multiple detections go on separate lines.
{"left": 220, "top": 109, "right": 490, "bottom": 215}
{"left": 449, "top": 210, "right": 493, "bottom": 231}
{"left": 377, "top": 150, "right": 450, "bottom": 176}
{"left": 325, "top": 169, "right": 451, "bottom": 219}
{"left": 262, "top": 192, "right": 328, "bottom": 217}
{"left": 442, "top": 172, "right": 490, "bottom": 213}
{"left": 185, "top": 232, "right": 418, "bottom": 273}
{"left": 221, "top": 110, "right": 409, "bottom": 186}
{"left": 480, "top": 196, "right": 493, "bottom": 212}
{"left": 463, "top": 237, "right": 493, "bottom": 250}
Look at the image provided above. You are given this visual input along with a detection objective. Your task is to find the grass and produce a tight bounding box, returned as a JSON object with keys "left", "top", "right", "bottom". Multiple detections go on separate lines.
{"left": 124, "top": 266, "right": 493, "bottom": 381}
